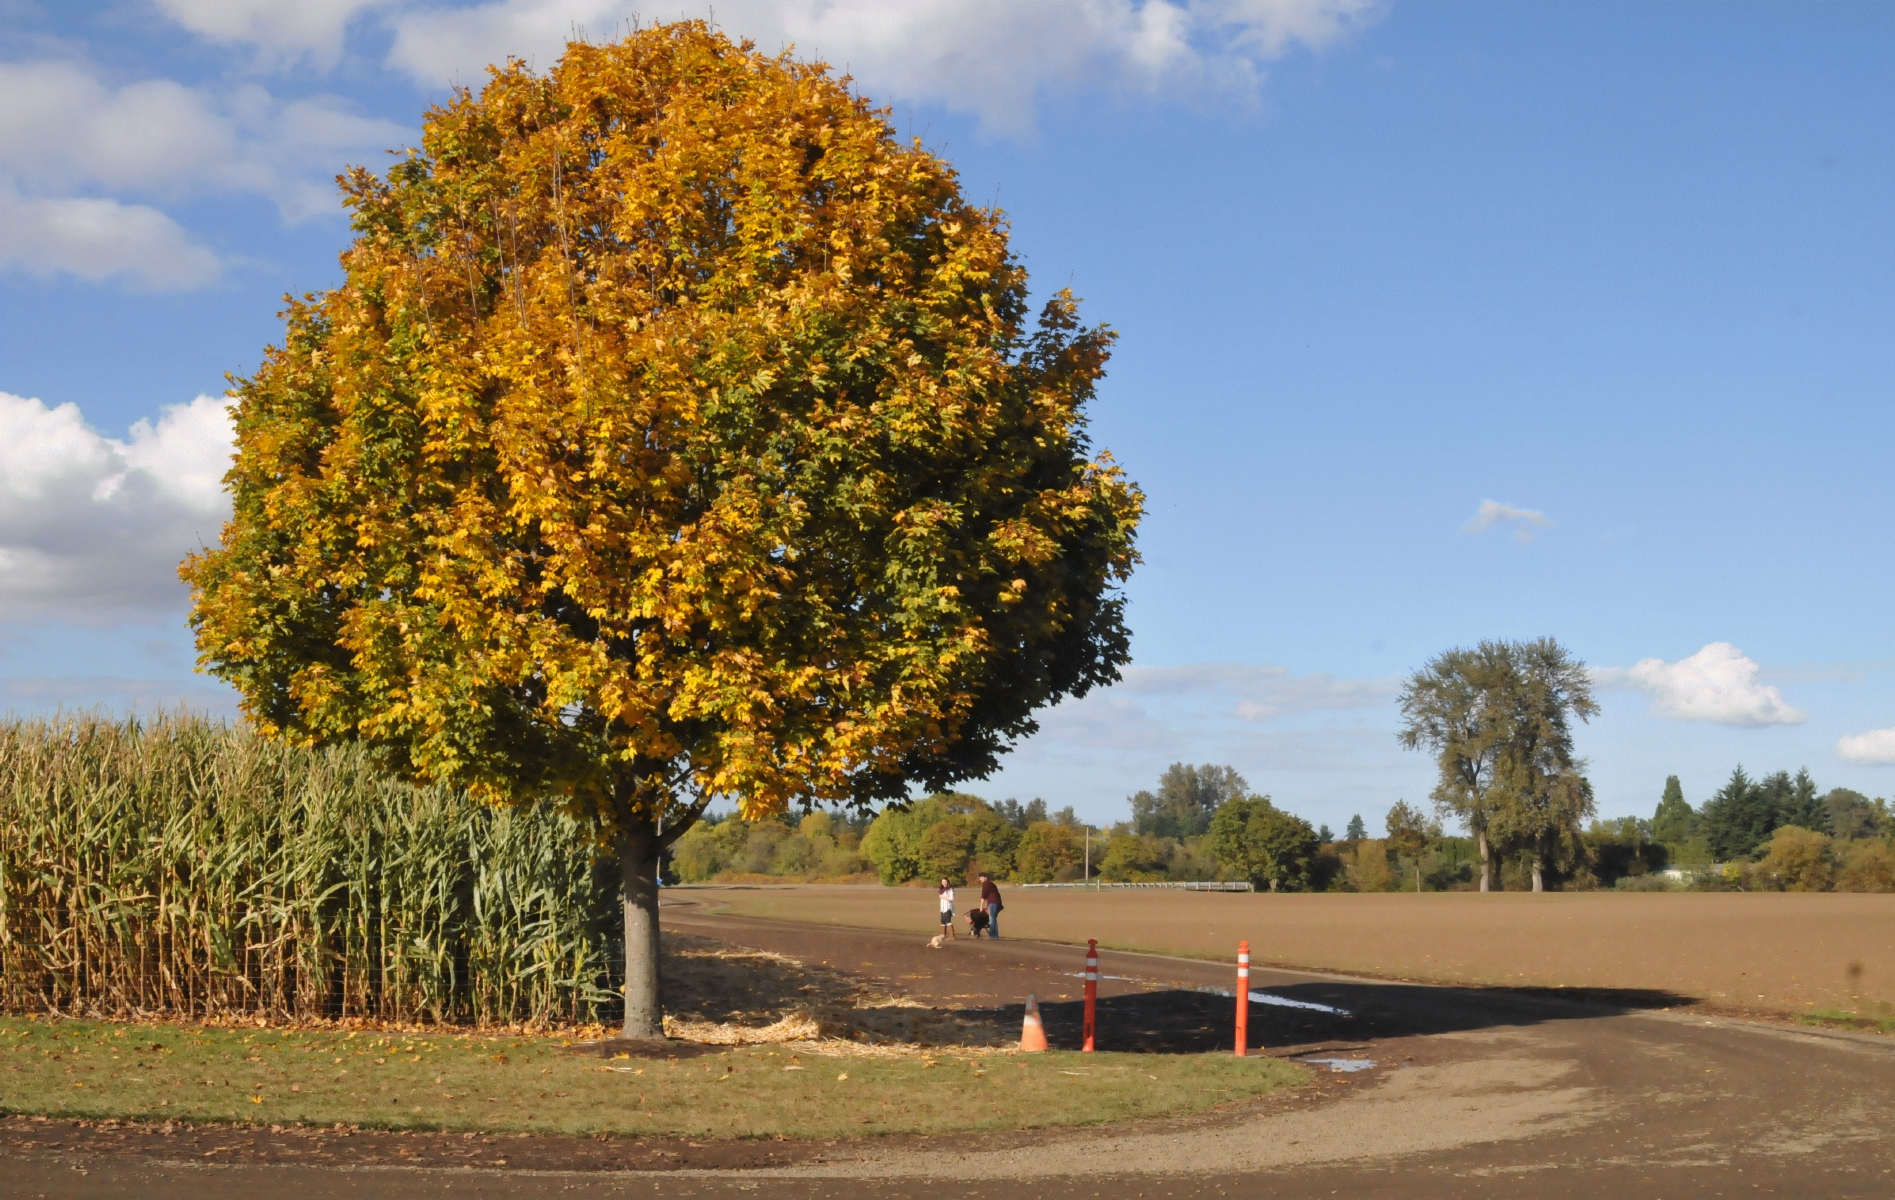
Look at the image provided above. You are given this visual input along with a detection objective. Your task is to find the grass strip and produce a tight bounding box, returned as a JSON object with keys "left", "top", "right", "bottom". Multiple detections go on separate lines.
{"left": 1797, "top": 1008, "right": 1895, "bottom": 1034}
{"left": 0, "top": 1017, "right": 1307, "bottom": 1140}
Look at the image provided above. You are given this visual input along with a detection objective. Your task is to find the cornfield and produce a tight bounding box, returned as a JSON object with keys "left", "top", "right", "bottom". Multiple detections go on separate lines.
{"left": 0, "top": 713, "right": 621, "bottom": 1026}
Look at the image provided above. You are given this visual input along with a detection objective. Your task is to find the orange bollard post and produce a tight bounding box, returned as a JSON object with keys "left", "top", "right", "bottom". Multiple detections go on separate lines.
{"left": 1020, "top": 993, "right": 1050, "bottom": 1052}
{"left": 1234, "top": 940, "right": 1250, "bottom": 1057}
{"left": 1082, "top": 939, "right": 1099, "bottom": 1052}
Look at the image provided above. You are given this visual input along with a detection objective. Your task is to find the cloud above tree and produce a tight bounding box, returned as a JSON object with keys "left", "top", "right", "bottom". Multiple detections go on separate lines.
{"left": 1593, "top": 642, "right": 1806, "bottom": 728}
{"left": 0, "top": 392, "right": 233, "bottom": 619}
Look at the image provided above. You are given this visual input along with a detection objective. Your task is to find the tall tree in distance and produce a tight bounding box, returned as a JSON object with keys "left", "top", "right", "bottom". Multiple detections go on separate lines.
{"left": 1127, "top": 763, "right": 1247, "bottom": 840}
{"left": 1651, "top": 775, "right": 1696, "bottom": 845}
{"left": 181, "top": 23, "right": 1143, "bottom": 1039}
{"left": 1344, "top": 813, "right": 1367, "bottom": 842}
{"left": 1399, "top": 638, "right": 1597, "bottom": 891}
{"left": 1385, "top": 800, "right": 1439, "bottom": 893}
{"left": 1484, "top": 638, "right": 1598, "bottom": 892}
{"left": 1397, "top": 642, "right": 1514, "bottom": 891}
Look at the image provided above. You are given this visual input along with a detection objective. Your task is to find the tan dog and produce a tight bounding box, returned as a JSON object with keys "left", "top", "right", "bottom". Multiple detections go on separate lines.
{"left": 927, "top": 934, "right": 946, "bottom": 949}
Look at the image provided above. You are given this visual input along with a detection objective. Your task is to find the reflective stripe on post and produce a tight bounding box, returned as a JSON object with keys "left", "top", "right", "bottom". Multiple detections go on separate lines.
{"left": 1234, "top": 940, "right": 1250, "bottom": 1057}
{"left": 1082, "top": 939, "right": 1099, "bottom": 1052}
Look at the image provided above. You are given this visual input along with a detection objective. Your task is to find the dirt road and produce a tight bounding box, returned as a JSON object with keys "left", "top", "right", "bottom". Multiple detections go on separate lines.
{"left": 5, "top": 893, "right": 1892, "bottom": 1198}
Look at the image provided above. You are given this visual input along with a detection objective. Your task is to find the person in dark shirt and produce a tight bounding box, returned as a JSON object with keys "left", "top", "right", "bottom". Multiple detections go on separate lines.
{"left": 977, "top": 873, "right": 1003, "bottom": 940}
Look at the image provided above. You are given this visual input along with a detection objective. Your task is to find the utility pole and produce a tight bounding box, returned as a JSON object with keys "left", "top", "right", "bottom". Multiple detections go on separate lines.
{"left": 1084, "top": 825, "right": 1091, "bottom": 885}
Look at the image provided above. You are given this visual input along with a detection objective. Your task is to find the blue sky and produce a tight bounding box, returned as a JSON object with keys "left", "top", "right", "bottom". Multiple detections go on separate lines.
{"left": 3, "top": 0, "right": 1892, "bottom": 835}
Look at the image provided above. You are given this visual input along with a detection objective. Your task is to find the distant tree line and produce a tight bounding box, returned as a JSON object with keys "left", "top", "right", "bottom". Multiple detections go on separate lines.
{"left": 667, "top": 764, "right": 1333, "bottom": 890}
{"left": 668, "top": 756, "right": 1895, "bottom": 895}
{"left": 1623, "top": 769, "right": 1895, "bottom": 892}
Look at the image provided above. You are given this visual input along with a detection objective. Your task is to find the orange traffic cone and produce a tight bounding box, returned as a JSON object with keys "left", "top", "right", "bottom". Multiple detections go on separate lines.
{"left": 1020, "top": 993, "right": 1050, "bottom": 1052}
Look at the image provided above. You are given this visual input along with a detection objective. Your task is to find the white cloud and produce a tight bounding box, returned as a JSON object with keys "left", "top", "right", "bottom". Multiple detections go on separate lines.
{"left": 0, "top": 185, "right": 221, "bottom": 288}
{"left": 1594, "top": 642, "right": 1806, "bottom": 728}
{"left": 0, "top": 57, "right": 407, "bottom": 287}
{"left": 0, "top": 60, "right": 410, "bottom": 224}
{"left": 149, "top": 1, "right": 1383, "bottom": 135}
{"left": 0, "top": 392, "right": 234, "bottom": 619}
{"left": 153, "top": 0, "right": 395, "bottom": 67}
{"left": 1117, "top": 662, "right": 1396, "bottom": 721}
{"left": 1461, "top": 499, "right": 1552, "bottom": 543}
{"left": 1836, "top": 728, "right": 1895, "bottom": 766}
{"left": 382, "top": 0, "right": 1382, "bottom": 133}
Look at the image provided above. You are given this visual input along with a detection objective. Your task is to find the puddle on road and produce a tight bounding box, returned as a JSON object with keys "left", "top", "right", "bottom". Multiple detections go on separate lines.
{"left": 1052, "top": 971, "right": 1355, "bottom": 1017}
{"left": 1299, "top": 1057, "right": 1377, "bottom": 1072}
{"left": 1196, "top": 986, "right": 1353, "bottom": 1016}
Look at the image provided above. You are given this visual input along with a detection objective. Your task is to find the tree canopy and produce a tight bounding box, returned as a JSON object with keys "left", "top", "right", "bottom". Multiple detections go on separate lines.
{"left": 1651, "top": 774, "right": 1695, "bottom": 845}
{"left": 1398, "top": 638, "right": 1597, "bottom": 891}
{"left": 1207, "top": 795, "right": 1319, "bottom": 892}
{"left": 1128, "top": 762, "right": 1248, "bottom": 840}
{"left": 1482, "top": 639, "right": 1598, "bottom": 891}
{"left": 1396, "top": 641, "right": 1515, "bottom": 891}
{"left": 1384, "top": 800, "right": 1438, "bottom": 862}
{"left": 181, "top": 21, "right": 1141, "bottom": 1036}
{"left": 1700, "top": 767, "right": 1826, "bottom": 861}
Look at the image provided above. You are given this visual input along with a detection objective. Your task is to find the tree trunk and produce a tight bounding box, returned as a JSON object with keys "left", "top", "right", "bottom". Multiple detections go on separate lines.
{"left": 1477, "top": 829, "right": 1491, "bottom": 893}
{"left": 619, "top": 813, "right": 663, "bottom": 1040}
{"left": 1530, "top": 851, "right": 1544, "bottom": 893}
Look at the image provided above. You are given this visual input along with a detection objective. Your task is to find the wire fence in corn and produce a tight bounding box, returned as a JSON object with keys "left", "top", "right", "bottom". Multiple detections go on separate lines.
{"left": 0, "top": 713, "right": 621, "bottom": 1026}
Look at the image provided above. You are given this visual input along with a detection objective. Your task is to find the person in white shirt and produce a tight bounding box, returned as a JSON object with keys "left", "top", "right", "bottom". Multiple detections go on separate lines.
{"left": 937, "top": 878, "right": 957, "bottom": 940}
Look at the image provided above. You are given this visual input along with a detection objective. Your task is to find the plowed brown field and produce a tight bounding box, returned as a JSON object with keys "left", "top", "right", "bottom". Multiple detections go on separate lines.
{"left": 678, "top": 885, "right": 1895, "bottom": 1018}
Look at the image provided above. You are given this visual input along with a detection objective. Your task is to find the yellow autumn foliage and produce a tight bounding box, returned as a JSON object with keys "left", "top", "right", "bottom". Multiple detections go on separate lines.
{"left": 182, "top": 21, "right": 1142, "bottom": 842}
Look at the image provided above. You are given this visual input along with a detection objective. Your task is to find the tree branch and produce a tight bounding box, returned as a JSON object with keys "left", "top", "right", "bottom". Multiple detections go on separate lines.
{"left": 658, "top": 785, "right": 716, "bottom": 851}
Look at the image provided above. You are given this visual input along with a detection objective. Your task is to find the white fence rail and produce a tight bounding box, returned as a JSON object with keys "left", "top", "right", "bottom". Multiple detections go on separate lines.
{"left": 1016, "top": 880, "right": 1254, "bottom": 892}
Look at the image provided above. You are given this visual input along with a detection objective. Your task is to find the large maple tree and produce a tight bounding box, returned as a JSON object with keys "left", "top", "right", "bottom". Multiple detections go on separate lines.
{"left": 183, "top": 21, "right": 1143, "bottom": 1037}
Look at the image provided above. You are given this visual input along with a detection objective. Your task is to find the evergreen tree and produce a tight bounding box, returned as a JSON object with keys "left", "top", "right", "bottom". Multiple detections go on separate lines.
{"left": 1783, "top": 768, "right": 1825, "bottom": 831}
{"left": 1317, "top": 824, "right": 1335, "bottom": 844}
{"left": 1700, "top": 767, "right": 1778, "bottom": 860}
{"left": 1651, "top": 775, "right": 1696, "bottom": 844}
{"left": 994, "top": 798, "right": 1049, "bottom": 830}
{"left": 1344, "top": 813, "right": 1367, "bottom": 842}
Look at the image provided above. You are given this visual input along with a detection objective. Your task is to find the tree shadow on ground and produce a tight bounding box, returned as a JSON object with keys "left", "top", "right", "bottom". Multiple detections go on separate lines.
{"left": 969, "top": 981, "right": 1697, "bottom": 1054}
{"left": 657, "top": 933, "right": 1012, "bottom": 1048}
